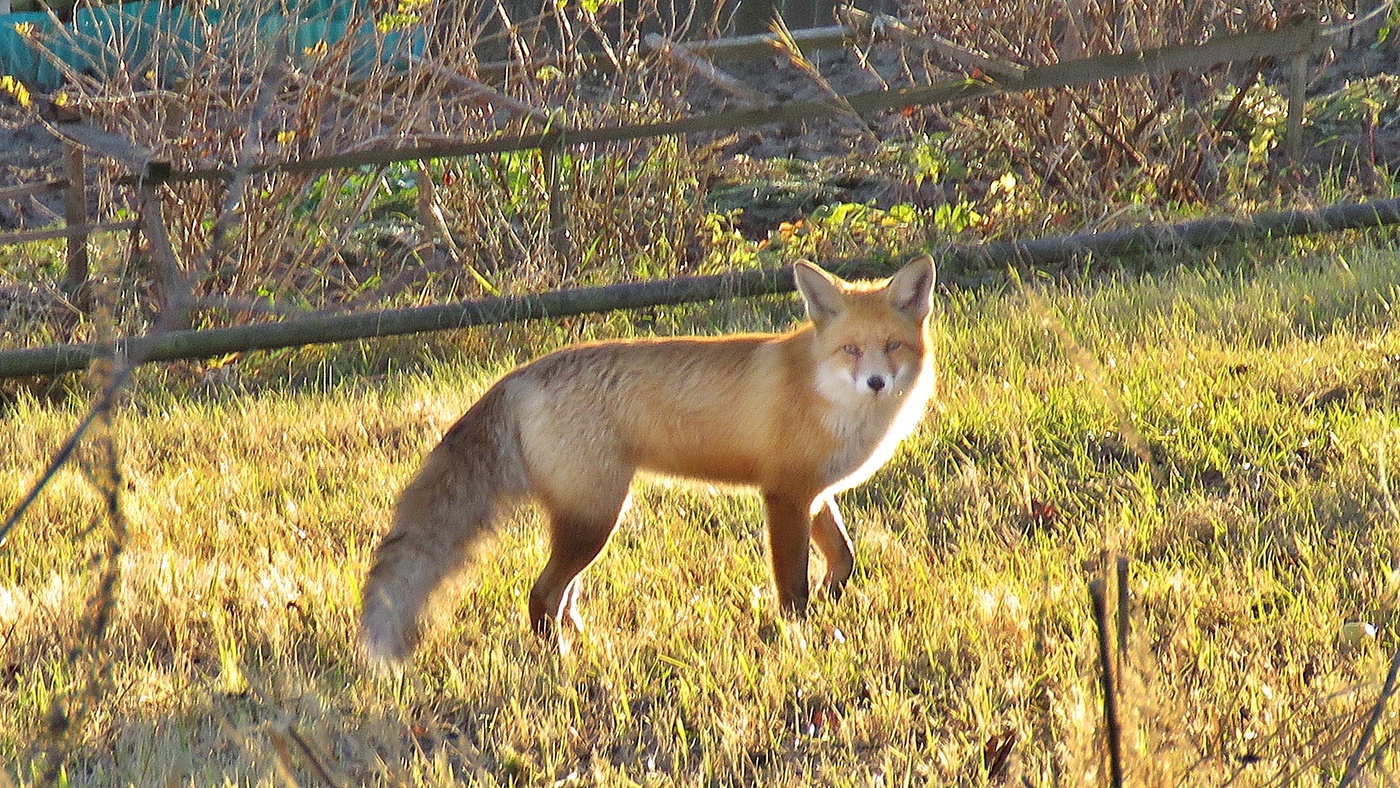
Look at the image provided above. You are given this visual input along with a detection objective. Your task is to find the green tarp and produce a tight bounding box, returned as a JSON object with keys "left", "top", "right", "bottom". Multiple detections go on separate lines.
{"left": 0, "top": 1, "right": 423, "bottom": 90}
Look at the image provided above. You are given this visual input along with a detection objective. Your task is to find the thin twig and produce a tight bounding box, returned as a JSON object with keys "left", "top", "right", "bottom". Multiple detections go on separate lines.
{"left": 274, "top": 720, "right": 342, "bottom": 787}
{"left": 1116, "top": 555, "right": 1130, "bottom": 670}
{"left": 644, "top": 32, "right": 771, "bottom": 106}
{"left": 1339, "top": 645, "right": 1400, "bottom": 786}
{"left": 1090, "top": 576, "right": 1125, "bottom": 787}
{"left": 39, "top": 397, "right": 125, "bottom": 782}
{"left": 769, "top": 14, "right": 879, "bottom": 144}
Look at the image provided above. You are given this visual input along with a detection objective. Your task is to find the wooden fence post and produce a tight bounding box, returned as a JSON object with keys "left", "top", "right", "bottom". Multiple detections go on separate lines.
{"left": 63, "top": 142, "right": 90, "bottom": 305}
{"left": 543, "top": 142, "right": 571, "bottom": 262}
{"left": 138, "top": 180, "right": 186, "bottom": 327}
{"left": 1286, "top": 50, "right": 1309, "bottom": 164}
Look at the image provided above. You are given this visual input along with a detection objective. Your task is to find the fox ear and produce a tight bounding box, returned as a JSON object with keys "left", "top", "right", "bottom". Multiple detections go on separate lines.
{"left": 886, "top": 255, "right": 936, "bottom": 322}
{"left": 793, "top": 261, "right": 846, "bottom": 324}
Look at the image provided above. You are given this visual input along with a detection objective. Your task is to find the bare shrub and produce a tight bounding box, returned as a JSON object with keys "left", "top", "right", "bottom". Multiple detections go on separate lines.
{"left": 39, "top": 0, "right": 710, "bottom": 329}
{"left": 904, "top": 0, "right": 1348, "bottom": 212}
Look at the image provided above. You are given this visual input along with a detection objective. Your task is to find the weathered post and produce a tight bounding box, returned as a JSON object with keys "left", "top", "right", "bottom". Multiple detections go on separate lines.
{"left": 543, "top": 141, "right": 571, "bottom": 262}
{"left": 1285, "top": 50, "right": 1308, "bottom": 164}
{"left": 63, "top": 142, "right": 89, "bottom": 306}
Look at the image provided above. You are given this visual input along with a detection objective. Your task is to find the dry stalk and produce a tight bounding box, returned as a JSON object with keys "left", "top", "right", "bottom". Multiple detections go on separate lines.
{"left": 6, "top": 53, "right": 287, "bottom": 776}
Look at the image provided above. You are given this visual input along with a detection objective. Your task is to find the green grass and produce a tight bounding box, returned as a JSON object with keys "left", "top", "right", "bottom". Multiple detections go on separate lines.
{"left": 4, "top": 242, "right": 1400, "bottom": 784}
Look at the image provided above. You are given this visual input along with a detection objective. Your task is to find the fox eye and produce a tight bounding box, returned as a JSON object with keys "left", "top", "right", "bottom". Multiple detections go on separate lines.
{"left": 841, "top": 344, "right": 861, "bottom": 357}
{"left": 885, "top": 340, "right": 903, "bottom": 353}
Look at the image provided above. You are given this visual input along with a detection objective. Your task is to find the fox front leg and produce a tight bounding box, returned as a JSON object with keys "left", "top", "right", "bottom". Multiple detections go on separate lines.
{"left": 762, "top": 491, "right": 816, "bottom": 616}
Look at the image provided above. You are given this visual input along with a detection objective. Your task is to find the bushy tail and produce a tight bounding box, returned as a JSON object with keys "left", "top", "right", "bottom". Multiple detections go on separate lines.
{"left": 359, "top": 386, "right": 528, "bottom": 664}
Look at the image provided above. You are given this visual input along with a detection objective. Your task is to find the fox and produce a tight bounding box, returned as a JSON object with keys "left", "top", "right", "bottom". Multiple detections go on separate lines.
{"left": 359, "top": 255, "right": 937, "bottom": 663}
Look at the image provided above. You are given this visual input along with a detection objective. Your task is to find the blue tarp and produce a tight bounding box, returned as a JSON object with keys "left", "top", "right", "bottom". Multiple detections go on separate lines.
{"left": 0, "top": 1, "right": 423, "bottom": 90}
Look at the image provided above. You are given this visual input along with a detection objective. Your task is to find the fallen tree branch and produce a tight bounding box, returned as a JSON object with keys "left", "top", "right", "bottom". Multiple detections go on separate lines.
{"left": 0, "top": 268, "right": 794, "bottom": 378}
{"left": 2, "top": 194, "right": 1398, "bottom": 379}
{"left": 0, "top": 219, "right": 137, "bottom": 246}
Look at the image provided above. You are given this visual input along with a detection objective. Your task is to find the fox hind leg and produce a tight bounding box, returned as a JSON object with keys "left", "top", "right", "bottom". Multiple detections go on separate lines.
{"left": 528, "top": 486, "right": 631, "bottom": 639}
{"left": 811, "top": 496, "right": 854, "bottom": 601}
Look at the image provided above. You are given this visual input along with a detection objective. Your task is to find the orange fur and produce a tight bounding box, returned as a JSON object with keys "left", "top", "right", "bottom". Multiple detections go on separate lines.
{"left": 359, "top": 256, "right": 937, "bottom": 663}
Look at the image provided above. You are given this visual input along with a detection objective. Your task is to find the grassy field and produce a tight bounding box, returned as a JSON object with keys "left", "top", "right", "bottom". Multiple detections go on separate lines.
{"left": 2, "top": 240, "right": 1399, "bottom": 784}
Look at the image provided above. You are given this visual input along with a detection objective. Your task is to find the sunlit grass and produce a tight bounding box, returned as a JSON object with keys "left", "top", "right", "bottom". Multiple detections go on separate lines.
{"left": 3, "top": 243, "right": 1400, "bottom": 783}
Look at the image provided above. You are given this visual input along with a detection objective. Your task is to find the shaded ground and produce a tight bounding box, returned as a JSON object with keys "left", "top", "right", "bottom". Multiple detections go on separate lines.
{"left": 1305, "top": 45, "right": 1400, "bottom": 182}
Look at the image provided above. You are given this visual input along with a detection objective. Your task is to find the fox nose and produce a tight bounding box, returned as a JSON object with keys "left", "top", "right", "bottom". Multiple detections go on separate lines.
{"left": 866, "top": 375, "right": 886, "bottom": 392}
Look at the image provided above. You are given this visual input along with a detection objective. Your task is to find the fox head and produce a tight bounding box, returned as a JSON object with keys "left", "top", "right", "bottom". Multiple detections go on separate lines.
{"left": 794, "top": 255, "right": 936, "bottom": 404}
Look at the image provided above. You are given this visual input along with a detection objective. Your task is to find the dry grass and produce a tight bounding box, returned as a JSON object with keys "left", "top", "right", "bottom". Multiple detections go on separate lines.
{"left": 4, "top": 241, "right": 1400, "bottom": 784}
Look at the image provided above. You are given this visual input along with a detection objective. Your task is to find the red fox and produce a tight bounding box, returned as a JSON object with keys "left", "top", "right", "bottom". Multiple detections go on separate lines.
{"left": 360, "top": 256, "right": 936, "bottom": 663}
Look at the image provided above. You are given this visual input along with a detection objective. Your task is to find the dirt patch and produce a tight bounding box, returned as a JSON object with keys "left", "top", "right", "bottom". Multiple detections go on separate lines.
{"left": 0, "top": 101, "right": 67, "bottom": 230}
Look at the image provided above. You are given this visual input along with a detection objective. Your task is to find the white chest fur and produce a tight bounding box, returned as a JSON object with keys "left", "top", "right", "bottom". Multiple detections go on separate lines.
{"left": 818, "top": 368, "right": 933, "bottom": 494}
